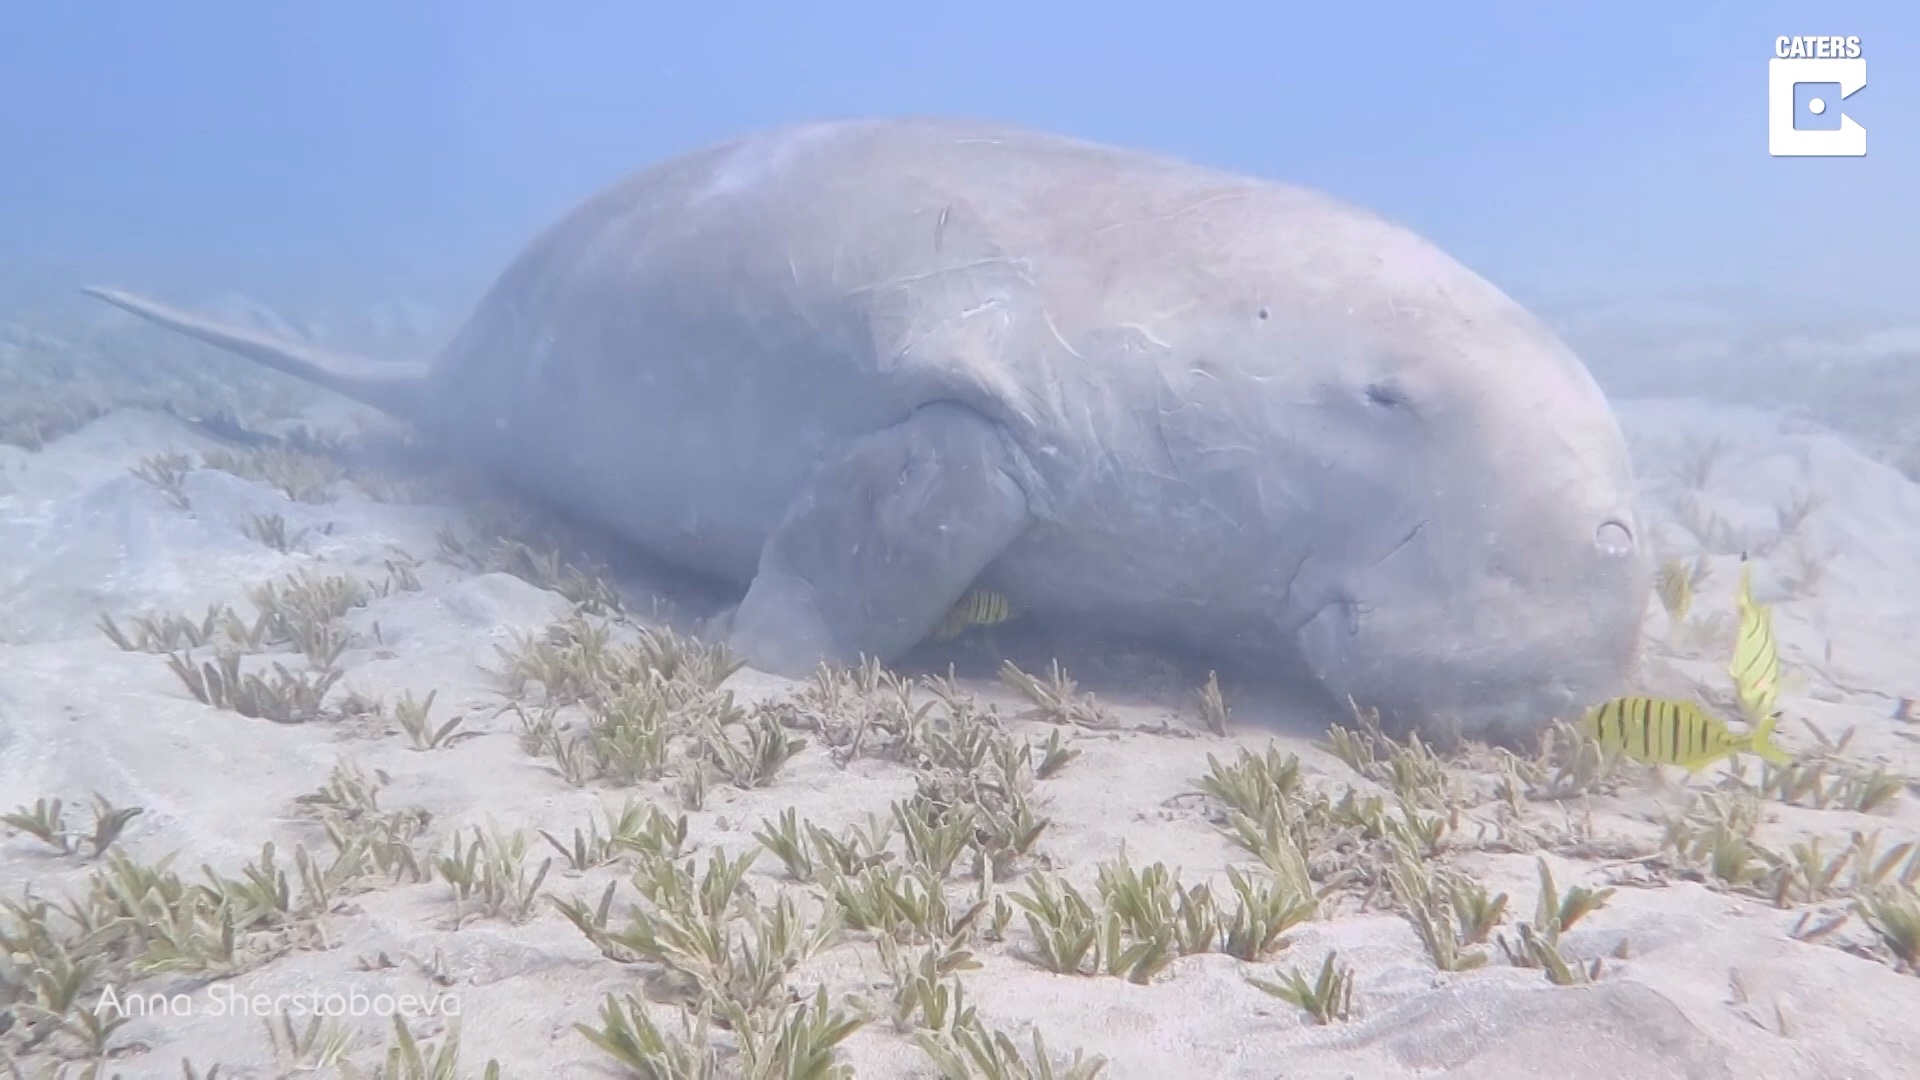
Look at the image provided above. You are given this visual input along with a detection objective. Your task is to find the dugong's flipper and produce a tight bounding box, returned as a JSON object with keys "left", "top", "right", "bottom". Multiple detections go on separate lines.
{"left": 725, "top": 403, "right": 1032, "bottom": 677}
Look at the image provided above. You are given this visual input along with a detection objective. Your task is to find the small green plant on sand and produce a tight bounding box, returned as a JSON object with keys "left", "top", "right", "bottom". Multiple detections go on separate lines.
{"left": 1247, "top": 952, "right": 1355, "bottom": 1025}
{"left": 264, "top": 1012, "right": 359, "bottom": 1071}
{"left": 2, "top": 794, "right": 143, "bottom": 859}
{"left": 1386, "top": 843, "right": 1506, "bottom": 972}
{"left": 998, "top": 660, "right": 1112, "bottom": 728}
{"left": 542, "top": 797, "right": 687, "bottom": 872}
{"left": 1494, "top": 859, "right": 1613, "bottom": 986}
{"left": 393, "top": 689, "right": 476, "bottom": 751}
{"left": 578, "top": 986, "right": 864, "bottom": 1080}
{"left": 166, "top": 647, "right": 343, "bottom": 723}
{"left": 1196, "top": 671, "right": 1230, "bottom": 735}
{"left": 131, "top": 450, "right": 195, "bottom": 510}
{"left": 98, "top": 605, "right": 227, "bottom": 653}
{"left": 243, "top": 510, "right": 310, "bottom": 552}
{"left": 202, "top": 445, "right": 345, "bottom": 504}
{"left": 434, "top": 824, "right": 552, "bottom": 926}
{"left": 915, "top": 1017, "right": 1109, "bottom": 1080}
{"left": 1856, "top": 887, "right": 1920, "bottom": 974}
{"left": 336, "top": 1014, "right": 501, "bottom": 1079}
{"left": 555, "top": 847, "right": 840, "bottom": 1018}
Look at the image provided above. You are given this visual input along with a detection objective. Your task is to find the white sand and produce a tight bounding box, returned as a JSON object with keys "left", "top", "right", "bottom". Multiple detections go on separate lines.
{"left": 2, "top": 391, "right": 1916, "bottom": 1078}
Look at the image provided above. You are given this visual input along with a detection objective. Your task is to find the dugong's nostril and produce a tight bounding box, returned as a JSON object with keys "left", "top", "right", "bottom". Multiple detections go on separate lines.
{"left": 1594, "top": 519, "right": 1633, "bottom": 555}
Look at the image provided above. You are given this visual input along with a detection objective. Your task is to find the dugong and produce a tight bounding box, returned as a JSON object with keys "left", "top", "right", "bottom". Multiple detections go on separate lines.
{"left": 85, "top": 117, "right": 1650, "bottom": 742}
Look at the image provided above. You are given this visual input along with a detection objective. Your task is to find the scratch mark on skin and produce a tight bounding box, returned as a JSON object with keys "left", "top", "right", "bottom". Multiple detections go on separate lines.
{"left": 1091, "top": 193, "right": 1253, "bottom": 237}
{"left": 1120, "top": 322, "right": 1171, "bottom": 349}
{"left": 1369, "top": 519, "right": 1429, "bottom": 573}
{"left": 1284, "top": 544, "right": 1318, "bottom": 601}
{"left": 843, "top": 257, "right": 1021, "bottom": 296}
{"left": 1042, "top": 309, "right": 1086, "bottom": 361}
{"left": 1151, "top": 406, "right": 1184, "bottom": 486}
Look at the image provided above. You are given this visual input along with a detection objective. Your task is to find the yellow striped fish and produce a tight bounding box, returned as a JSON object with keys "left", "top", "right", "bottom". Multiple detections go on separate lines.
{"left": 1728, "top": 561, "right": 1780, "bottom": 725}
{"left": 1654, "top": 557, "right": 1696, "bottom": 622}
{"left": 1581, "top": 695, "right": 1791, "bottom": 772}
{"left": 930, "top": 589, "right": 1013, "bottom": 642}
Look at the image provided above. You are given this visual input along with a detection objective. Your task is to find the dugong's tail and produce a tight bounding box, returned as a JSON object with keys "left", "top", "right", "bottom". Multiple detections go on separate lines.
{"left": 82, "top": 286, "right": 429, "bottom": 420}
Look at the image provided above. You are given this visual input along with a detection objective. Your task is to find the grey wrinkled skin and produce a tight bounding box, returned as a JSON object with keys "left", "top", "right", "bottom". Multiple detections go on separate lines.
{"left": 83, "top": 116, "right": 1651, "bottom": 743}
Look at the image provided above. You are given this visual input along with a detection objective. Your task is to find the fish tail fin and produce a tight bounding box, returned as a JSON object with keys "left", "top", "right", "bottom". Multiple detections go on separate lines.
{"left": 1746, "top": 713, "right": 1792, "bottom": 766}
{"left": 83, "top": 286, "right": 429, "bottom": 419}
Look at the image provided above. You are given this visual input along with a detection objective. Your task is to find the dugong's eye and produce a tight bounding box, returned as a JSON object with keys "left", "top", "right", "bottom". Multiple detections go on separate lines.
{"left": 1362, "top": 382, "right": 1412, "bottom": 411}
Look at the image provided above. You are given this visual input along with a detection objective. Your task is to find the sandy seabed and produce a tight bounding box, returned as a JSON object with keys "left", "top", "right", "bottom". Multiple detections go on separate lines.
{"left": 2, "top": 331, "right": 1918, "bottom": 1079}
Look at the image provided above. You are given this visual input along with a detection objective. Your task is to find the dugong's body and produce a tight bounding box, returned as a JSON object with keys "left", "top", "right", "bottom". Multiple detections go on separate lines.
{"left": 88, "top": 117, "right": 1650, "bottom": 742}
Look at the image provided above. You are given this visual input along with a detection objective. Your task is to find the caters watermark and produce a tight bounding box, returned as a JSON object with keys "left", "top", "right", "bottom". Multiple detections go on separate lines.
{"left": 1769, "top": 35, "right": 1866, "bottom": 157}
{"left": 93, "top": 983, "right": 462, "bottom": 1020}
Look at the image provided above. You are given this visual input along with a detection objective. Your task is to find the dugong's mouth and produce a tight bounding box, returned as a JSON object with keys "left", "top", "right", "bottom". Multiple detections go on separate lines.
{"left": 1297, "top": 603, "right": 1618, "bottom": 745}
{"left": 1295, "top": 517, "right": 1648, "bottom": 746}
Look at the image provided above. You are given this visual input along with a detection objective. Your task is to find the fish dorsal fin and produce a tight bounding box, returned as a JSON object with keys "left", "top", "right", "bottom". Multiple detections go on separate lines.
{"left": 1729, "top": 576, "right": 1780, "bottom": 725}
{"left": 83, "top": 286, "right": 429, "bottom": 420}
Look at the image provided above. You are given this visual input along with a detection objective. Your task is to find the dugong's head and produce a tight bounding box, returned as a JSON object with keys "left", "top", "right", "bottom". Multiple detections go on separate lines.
{"left": 1188, "top": 192, "right": 1652, "bottom": 744}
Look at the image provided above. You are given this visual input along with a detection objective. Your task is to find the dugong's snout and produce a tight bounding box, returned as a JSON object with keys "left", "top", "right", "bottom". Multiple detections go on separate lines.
{"left": 1298, "top": 504, "right": 1651, "bottom": 745}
